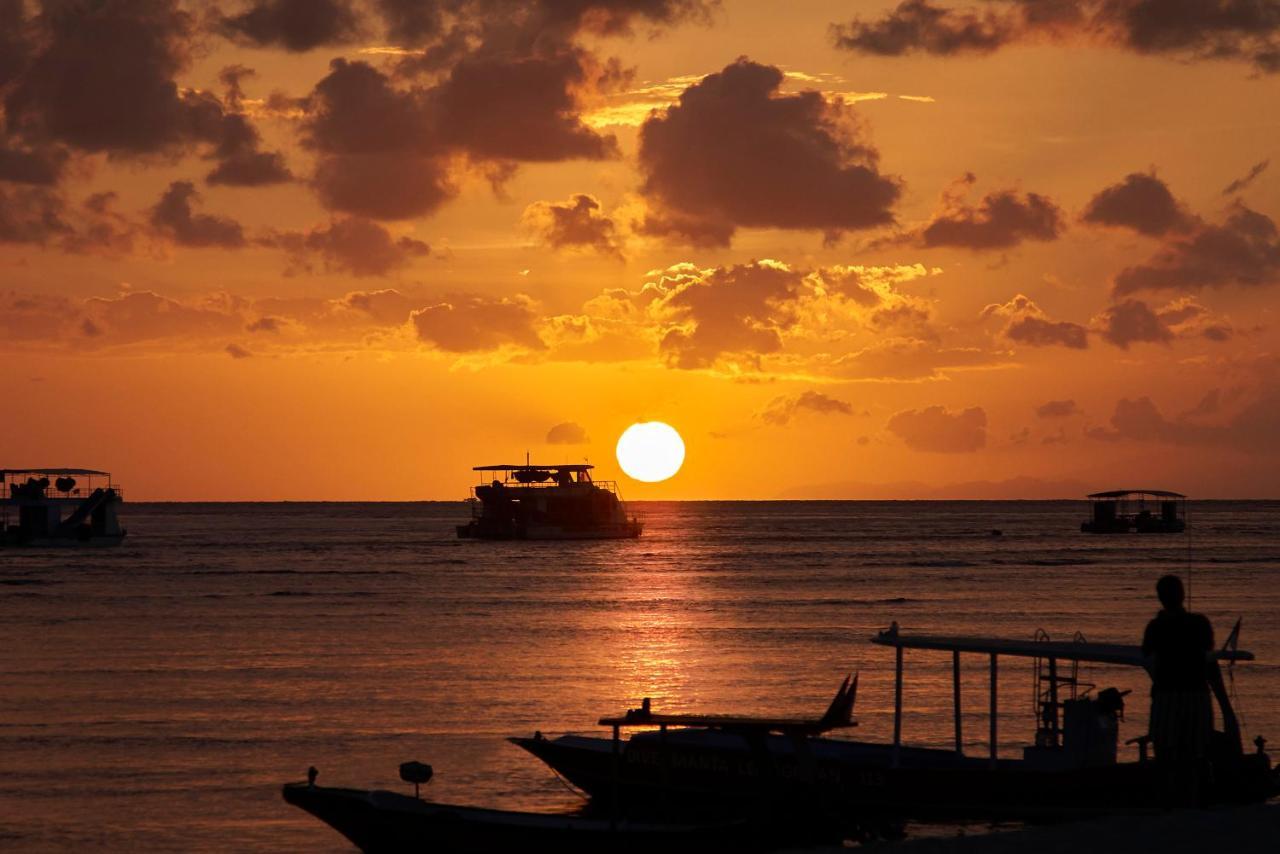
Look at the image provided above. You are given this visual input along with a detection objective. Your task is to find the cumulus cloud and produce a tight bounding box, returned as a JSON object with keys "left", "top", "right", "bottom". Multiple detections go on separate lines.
{"left": 887, "top": 405, "right": 987, "bottom": 452}
{"left": 761, "top": 390, "right": 856, "bottom": 426}
{"left": 833, "top": 0, "right": 1280, "bottom": 74}
{"left": 411, "top": 294, "right": 546, "bottom": 352}
{"left": 522, "top": 194, "right": 622, "bottom": 258}
{"left": 636, "top": 58, "right": 901, "bottom": 246}
{"left": 1081, "top": 171, "right": 1195, "bottom": 236}
{"left": 982, "top": 294, "right": 1087, "bottom": 349}
{"left": 1036, "top": 399, "right": 1080, "bottom": 418}
{"left": 270, "top": 217, "right": 430, "bottom": 277}
{"left": 1093, "top": 298, "right": 1172, "bottom": 348}
{"left": 1111, "top": 202, "right": 1280, "bottom": 295}
{"left": 149, "top": 182, "right": 246, "bottom": 248}
{"left": 219, "top": 0, "right": 364, "bottom": 52}
{"left": 546, "top": 421, "right": 590, "bottom": 444}
{"left": 913, "top": 174, "right": 1063, "bottom": 250}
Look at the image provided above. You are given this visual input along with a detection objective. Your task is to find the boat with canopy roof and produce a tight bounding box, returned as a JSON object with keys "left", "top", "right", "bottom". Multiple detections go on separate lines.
{"left": 1, "top": 468, "right": 125, "bottom": 546}
{"left": 1082, "top": 490, "right": 1187, "bottom": 533}
{"left": 456, "top": 460, "right": 642, "bottom": 540}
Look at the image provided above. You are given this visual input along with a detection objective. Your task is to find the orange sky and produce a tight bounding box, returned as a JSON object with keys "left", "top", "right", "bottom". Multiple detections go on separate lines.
{"left": 3, "top": 1, "right": 1280, "bottom": 500}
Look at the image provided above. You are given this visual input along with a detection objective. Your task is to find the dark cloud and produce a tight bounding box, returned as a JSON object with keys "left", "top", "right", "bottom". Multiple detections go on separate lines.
{"left": 1036, "top": 399, "right": 1080, "bottom": 418}
{"left": 546, "top": 421, "right": 590, "bottom": 444}
{"left": 149, "top": 182, "right": 246, "bottom": 248}
{"left": 637, "top": 59, "right": 901, "bottom": 246}
{"left": 411, "top": 294, "right": 545, "bottom": 352}
{"left": 522, "top": 194, "right": 622, "bottom": 258}
{"left": 271, "top": 218, "right": 430, "bottom": 277}
{"left": 832, "top": 0, "right": 1280, "bottom": 74}
{"left": 219, "top": 0, "right": 364, "bottom": 52}
{"left": 917, "top": 175, "right": 1063, "bottom": 250}
{"left": 761, "top": 390, "right": 856, "bottom": 426}
{"left": 81, "top": 290, "right": 245, "bottom": 346}
{"left": 0, "top": 185, "right": 69, "bottom": 244}
{"left": 1112, "top": 203, "right": 1280, "bottom": 295}
{"left": 0, "top": 143, "right": 69, "bottom": 185}
{"left": 1094, "top": 298, "right": 1173, "bottom": 348}
{"left": 982, "top": 294, "right": 1087, "bottom": 348}
{"left": 1203, "top": 324, "right": 1234, "bottom": 341}
{"left": 1081, "top": 172, "right": 1195, "bottom": 236}
{"left": 657, "top": 260, "right": 804, "bottom": 369}
{"left": 246, "top": 316, "right": 283, "bottom": 333}
{"left": 225, "top": 343, "right": 253, "bottom": 359}
{"left": 887, "top": 405, "right": 987, "bottom": 452}
{"left": 1223, "top": 159, "right": 1270, "bottom": 196}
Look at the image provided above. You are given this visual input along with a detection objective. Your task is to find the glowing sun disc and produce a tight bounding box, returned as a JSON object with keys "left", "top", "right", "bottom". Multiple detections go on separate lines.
{"left": 616, "top": 422, "right": 685, "bottom": 483}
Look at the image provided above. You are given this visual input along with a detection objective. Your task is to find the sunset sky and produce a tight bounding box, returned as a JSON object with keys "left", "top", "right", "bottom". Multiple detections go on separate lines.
{"left": 3, "top": 0, "right": 1279, "bottom": 500}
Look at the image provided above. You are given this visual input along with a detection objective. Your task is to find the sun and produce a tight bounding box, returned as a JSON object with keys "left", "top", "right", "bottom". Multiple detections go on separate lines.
{"left": 616, "top": 422, "right": 685, "bottom": 483}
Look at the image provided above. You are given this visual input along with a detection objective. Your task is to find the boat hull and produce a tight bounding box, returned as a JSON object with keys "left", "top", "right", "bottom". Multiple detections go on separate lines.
{"left": 513, "top": 732, "right": 1278, "bottom": 822}
{"left": 457, "top": 521, "right": 642, "bottom": 540}
{"left": 282, "top": 783, "right": 761, "bottom": 853}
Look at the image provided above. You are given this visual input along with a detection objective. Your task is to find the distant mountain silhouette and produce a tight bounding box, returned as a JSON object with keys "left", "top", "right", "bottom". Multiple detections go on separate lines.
{"left": 777, "top": 476, "right": 1091, "bottom": 500}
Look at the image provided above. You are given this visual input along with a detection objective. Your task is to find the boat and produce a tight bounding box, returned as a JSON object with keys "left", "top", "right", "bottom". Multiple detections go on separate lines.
{"left": 1, "top": 468, "right": 126, "bottom": 546}
{"left": 456, "top": 461, "right": 642, "bottom": 540}
{"left": 281, "top": 766, "right": 770, "bottom": 853}
{"left": 1082, "top": 490, "right": 1186, "bottom": 533}
{"left": 514, "top": 623, "right": 1277, "bottom": 822}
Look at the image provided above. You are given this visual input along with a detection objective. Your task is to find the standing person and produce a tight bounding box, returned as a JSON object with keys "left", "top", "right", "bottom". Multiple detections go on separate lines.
{"left": 1141, "top": 574, "right": 1215, "bottom": 806}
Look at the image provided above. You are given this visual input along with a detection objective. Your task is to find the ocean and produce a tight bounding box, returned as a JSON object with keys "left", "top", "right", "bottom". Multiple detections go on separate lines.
{"left": 2, "top": 500, "right": 1277, "bottom": 851}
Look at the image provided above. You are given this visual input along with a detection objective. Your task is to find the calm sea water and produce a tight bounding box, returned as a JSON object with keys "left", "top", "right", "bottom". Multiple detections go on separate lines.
{"left": 1, "top": 501, "right": 1278, "bottom": 851}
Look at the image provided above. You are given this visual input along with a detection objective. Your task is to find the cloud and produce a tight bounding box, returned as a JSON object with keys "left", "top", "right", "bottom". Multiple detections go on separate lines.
{"left": 1112, "top": 202, "right": 1280, "bottom": 295}
{"left": 914, "top": 174, "right": 1063, "bottom": 250}
{"left": 270, "top": 217, "right": 430, "bottom": 276}
{"left": 1081, "top": 172, "right": 1195, "bottom": 236}
{"left": 636, "top": 58, "right": 901, "bottom": 246}
{"left": 1223, "top": 160, "right": 1270, "bottom": 196}
{"left": 219, "top": 0, "right": 364, "bottom": 52}
{"left": 225, "top": 343, "right": 253, "bottom": 359}
{"left": 1036, "top": 399, "right": 1080, "bottom": 418}
{"left": 546, "top": 421, "right": 590, "bottom": 444}
{"left": 887, "top": 405, "right": 987, "bottom": 452}
{"left": 149, "top": 182, "right": 246, "bottom": 248}
{"left": 1093, "top": 298, "right": 1172, "bottom": 348}
{"left": 828, "top": 338, "right": 997, "bottom": 381}
{"left": 0, "top": 142, "right": 68, "bottom": 185}
{"left": 982, "top": 294, "right": 1087, "bottom": 349}
{"left": 411, "top": 294, "right": 546, "bottom": 352}
{"left": 761, "top": 390, "right": 856, "bottom": 426}
{"left": 832, "top": 0, "right": 1280, "bottom": 74}
{"left": 522, "top": 194, "right": 623, "bottom": 258}
{"left": 0, "top": 185, "right": 69, "bottom": 244}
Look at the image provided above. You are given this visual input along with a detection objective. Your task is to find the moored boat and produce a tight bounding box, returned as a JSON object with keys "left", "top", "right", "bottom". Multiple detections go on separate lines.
{"left": 1, "top": 468, "right": 126, "bottom": 546}
{"left": 456, "top": 462, "right": 642, "bottom": 540}
{"left": 1082, "top": 490, "right": 1186, "bottom": 533}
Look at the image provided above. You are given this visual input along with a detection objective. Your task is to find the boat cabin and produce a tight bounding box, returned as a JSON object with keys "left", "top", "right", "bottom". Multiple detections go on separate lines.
{"left": 1, "top": 468, "right": 126, "bottom": 546}
{"left": 1082, "top": 489, "right": 1186, "bottom": 533}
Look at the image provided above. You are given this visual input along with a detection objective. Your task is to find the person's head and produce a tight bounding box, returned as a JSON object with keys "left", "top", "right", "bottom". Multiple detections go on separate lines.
{"left": 1156, "top": 574, "right": 1185, "bottom": 610}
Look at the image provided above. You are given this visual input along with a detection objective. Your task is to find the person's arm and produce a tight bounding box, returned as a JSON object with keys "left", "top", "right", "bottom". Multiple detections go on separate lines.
{"left": 1141, "top": 619, "right": 1157, "bottom": 675}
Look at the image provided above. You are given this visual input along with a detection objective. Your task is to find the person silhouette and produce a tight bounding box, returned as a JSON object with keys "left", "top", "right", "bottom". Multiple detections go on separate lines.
{"left": 1141, "top": 574, "right": 1214, "bottom": 806}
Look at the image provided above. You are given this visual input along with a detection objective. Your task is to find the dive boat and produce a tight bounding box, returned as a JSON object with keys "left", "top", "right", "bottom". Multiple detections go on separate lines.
{"left": 282, "top": 764, "right": 772, "bottom": 853}
{"left": 1, "top": 468, "right": 126, "bottom": 546}
{"left": 456, "top": 462, "right": 642, "bottom": 540}
{"left": 514, "top": 624, "right": 1277, "bottom": 822}
{"left": 1082, "top": 490, "right": 1187, "bottom": 533}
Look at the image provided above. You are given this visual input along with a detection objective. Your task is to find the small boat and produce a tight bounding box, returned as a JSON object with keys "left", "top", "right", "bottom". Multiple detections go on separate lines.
{"left": 1, "top": 468, "right": 126, "bottom": 546}
{"left": 1082, "top": 490, "right": 1186, "bottom": 533}
{"left": 515, "top": 624, "right": 1277, "bottom": 822}
{"left": 456, "top": 461, "right": 642, "bottom": 540}
{"left": 282, "top": 768, "right": 764, "bottom": 853}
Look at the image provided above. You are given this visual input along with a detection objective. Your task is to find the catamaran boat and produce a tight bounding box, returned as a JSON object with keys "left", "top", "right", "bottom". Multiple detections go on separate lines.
{"left": 1082, "top": 490, "right": 1187, "bottom": 533}
{"left": 1, "top": 468, "right": 126, "bottom": 546}
{"left": 514, "top": 623, "right": 1277, "bottom": 822}
{"left": 456, "top": 462, "right": 642, "bottom": 540}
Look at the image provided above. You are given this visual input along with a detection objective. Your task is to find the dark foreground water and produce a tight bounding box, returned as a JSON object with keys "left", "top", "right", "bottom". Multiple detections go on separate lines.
{"left": 1, "top": 501, "right": 1278, "bottom": 851}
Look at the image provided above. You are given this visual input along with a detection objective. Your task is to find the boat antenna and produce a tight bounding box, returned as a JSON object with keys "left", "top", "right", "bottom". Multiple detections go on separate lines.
{"left": 526, "top": 450, "right": 530, "bottom": 467}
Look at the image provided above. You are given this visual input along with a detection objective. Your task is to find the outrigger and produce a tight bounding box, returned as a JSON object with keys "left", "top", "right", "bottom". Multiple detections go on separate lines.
{"left": 457, "top": 461, "right": 642, "bottom": 540}
{"left": 2, "top": 468, "right": 125, "bottom": 546}
{"left": 515, "top": 623, "right": 1277, "bottom": 822}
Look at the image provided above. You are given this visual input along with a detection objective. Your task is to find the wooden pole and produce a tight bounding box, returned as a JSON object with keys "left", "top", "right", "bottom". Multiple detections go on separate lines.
{"left": 893, "top": 644, "right": 904, "bottom": 766}
{"left": 988, "top": 653, "right": 998, "bottom": 768}
{"left": 953, "top": 650, "right": 963, "bottom": 755}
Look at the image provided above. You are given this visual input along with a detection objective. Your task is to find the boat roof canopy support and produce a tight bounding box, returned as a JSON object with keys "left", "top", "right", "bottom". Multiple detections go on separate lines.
{"left": 0, "top": 468, "right": 111, "bottom": 477}
{"left": 473, "top": 464, "right": 593, "bottom": 472}
{"left": 1087, "top": 489, "right": 1186, "bottom": 499}
{"left": 872, "top": 626, "right": 1253, "bottom": 665}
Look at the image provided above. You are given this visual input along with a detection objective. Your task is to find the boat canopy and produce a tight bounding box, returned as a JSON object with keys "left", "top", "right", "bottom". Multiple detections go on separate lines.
{"left": 871, "top": 627, "right": 1253, "bottom": 665}
{"left": 473, "top": 464, "right": 593, "bottom": 472}
{"left": 1087, "top": 489, "right": 1186, "bottom": 499}
{"left": 1, "top": 468, "right": 111, "bottom": 476}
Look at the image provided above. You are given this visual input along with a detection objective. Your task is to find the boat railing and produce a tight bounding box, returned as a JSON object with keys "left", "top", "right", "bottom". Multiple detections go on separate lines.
{"left": 3, "top": 485, "right": 124, "bottom": 502}
{"left": 471, "top": 479, "right": 622, "bottom": 495}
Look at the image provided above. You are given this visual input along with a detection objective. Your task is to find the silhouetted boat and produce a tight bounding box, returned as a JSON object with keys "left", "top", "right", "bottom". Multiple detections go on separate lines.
{"left": 456, "top": 461, "right": 642, "bottom": 540}
{"left": 515, "top": 624, "right": 1277, "bottom": 822}
{"left": 282, "top": 773, "right": 764, "bottom": 853}
{"left": 1, "top": 468, "right": 126, "bottom": 546}
{"left": 1082, "top": 490, "right": 1186, "bottom": 533}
